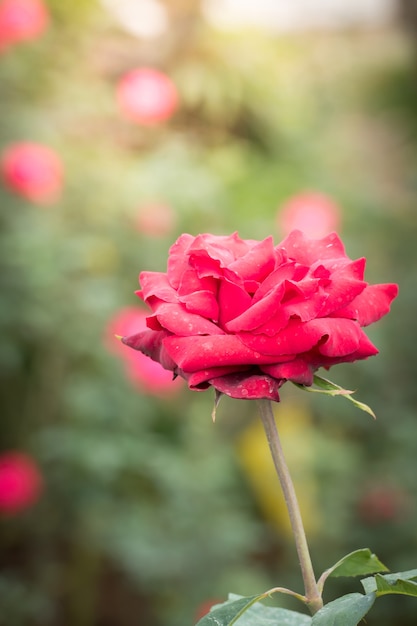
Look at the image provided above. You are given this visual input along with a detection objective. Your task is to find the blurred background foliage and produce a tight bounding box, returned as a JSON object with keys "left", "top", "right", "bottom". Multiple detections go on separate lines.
{"left": 0, "top": 1, "right": 417, "bottom": 625}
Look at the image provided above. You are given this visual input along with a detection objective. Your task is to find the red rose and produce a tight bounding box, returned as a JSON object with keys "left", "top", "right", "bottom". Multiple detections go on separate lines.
{"left": 0, "top": 451, "right": 43, "bottom": 515}
{"left": 0, "top": 0, "right": 48, "bottom": 53}
{"left": 122, "top": 231, "right": 398, "bottom": 401}
{"left": 1, "top": 142, "right": 63, "bottom": 205}
{"left": 116, "top": 68, "right": 178, "bottom": 125}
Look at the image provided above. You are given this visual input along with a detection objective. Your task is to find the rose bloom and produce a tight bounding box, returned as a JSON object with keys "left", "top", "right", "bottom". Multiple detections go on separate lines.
{"left": 0, "top": 451, "right": 43, "bottom": 515}
{"left": 1, "top": 142, "right": 63, "bottom": 205}
{"left": 122, "top": 231, "right": 398, "bottom": 401}
{"left": 0, "top": 0, "right": 48, "bottom": 52}
{"left": 107, "top": 307, "right": 183, "bottom": 395}
{"left": 117, "top": 67, "right": 178, "bottom": 125}
{"left": 278, "top": 191, "right": 341, "bottom": 239}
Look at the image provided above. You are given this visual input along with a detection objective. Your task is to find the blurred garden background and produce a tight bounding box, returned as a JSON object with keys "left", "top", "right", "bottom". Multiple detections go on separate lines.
{"left": 1, "top": 0, "right": 417, "bottom": 624}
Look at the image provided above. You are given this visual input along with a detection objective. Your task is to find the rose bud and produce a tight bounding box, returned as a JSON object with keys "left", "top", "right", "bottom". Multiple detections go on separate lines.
{"left": 116, "top": 67, "right": 178, "bottom": 125}
{"left": 121, "top": 231, "right": 398, "bottom": 402}
{"left": 278, "top": 192, "right": 341, "bottom": 239}
{"left": 0, "top": 451, "right": 43, "bottom": 515}
{"left": 0, "top": 0, "right": 49, "bottom": 52}
{"left": 1, "top": 142, "right": 63, "bottom": 205}
{"left": 106, "top": 307, "right": 183, "bottom": 395}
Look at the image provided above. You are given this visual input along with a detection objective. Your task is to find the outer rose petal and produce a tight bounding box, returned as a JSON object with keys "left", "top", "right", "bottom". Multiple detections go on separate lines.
{"left": 149, "top": 302, "right": 224, "bottom": 336}
{"left": 261, "top": 360, "right": 314, "bottom": 386}
{"left": 278, "top": 230, "right": 347, "bottom": 266}
{"left": 163, "top": 334, "right": 283, "bottom": 372}
{"left": 207, "top": 371, "right": 282, "bottom": 401}
{"left": 167, "top": 233, "right": 195, "bottom": 288}
{"left": 138, "top": 271, "right": 179, "bottom": 305}
{"left": 332, "top": 283, "right": 399, "bottom": 326}
{"left": 181, "top": 365, "right": 251, "bottom": 389}
{"left": 122, "top": 329, "right": 177, "bottom": 371}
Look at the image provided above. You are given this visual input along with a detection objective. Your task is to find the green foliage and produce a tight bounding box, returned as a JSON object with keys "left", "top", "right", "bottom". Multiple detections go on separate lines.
{"left": 294, "top": 376, "right": 376, "bottom": 418}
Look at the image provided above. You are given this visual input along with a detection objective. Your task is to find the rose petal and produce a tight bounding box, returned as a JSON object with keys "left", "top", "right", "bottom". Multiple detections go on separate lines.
{"left": 122, "top": 329, "right": 176, "bottom": 371}
{"left": 163, "top": 334, "right": 281, "bottom": 371}
{"left": 138, "top": 271, "right": 178, "bottom": 305}
{"left": 278, "top": 230, "right": 347, "bottom": 265}
{"left": 238, "top": 318, "right": 323, "bottom": 356}
{"left": 208, "top": 371, "right": 282, "bottom": 401}
{"left": 261, "top": 359, "right": 314, "bottom": 385}
{"left": 182, "top": 365, "right": 251, "bottom": 389}
{"left": 218, "top": 279, "right": 252, "bottom": 328}
{"left": 180, "top": 290, "right": 219, "bottom": 321}
{"left": 151, "top": 302, "right": 224, "bottom": 336}
{"left": 167, "top": 233, "right": 194, "bottom": 288}
{"left": 252, "top": 261, "right": 307, "bottom": 302}
{"left": 228, "top": 236, "right": 276, "bottom": 282}
{"left": 318, "top": 258, "right": 367, "bottom": 316}
{"left": 226, "top": 282, "right": 285, "bottom": 333}
{"left": 332, "top": 283, "right": 399, "bottom": 326}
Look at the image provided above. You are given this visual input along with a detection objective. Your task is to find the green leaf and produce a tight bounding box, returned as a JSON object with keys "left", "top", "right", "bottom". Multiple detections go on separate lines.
{"left": 311, "top": 593, "right": 375, "bottom": 626}
{"left": 195, "top": 594, "right": 264, "bottom": 626}
{"left": 361, "top": 569, "right": 417, "bottom": 597}
{"left": 197, "top": 594, "right": 312, "bottom": 626}
{"left": 195, "top": 594, "right": 312, "bottom": 626}
{"left": 318, "top": 549, "right": 388, "bottom": 591}
{"left": 294, "top": 376, "right": 376, "bottom": 418}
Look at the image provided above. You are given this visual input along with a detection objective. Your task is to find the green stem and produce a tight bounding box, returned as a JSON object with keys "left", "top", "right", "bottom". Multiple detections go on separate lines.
{"left": 257, "top": 399, "right": 323, "bottom": 615}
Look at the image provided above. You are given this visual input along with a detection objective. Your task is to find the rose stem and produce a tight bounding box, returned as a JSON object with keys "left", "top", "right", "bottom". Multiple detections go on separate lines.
{"left": 257, "top": 399, "right": 323, "bottom": 615}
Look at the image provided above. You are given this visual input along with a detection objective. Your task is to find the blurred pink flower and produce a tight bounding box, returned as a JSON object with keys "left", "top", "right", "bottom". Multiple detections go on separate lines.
{"left": 106, "top": 307, "right": 183, "bottom": 395}
{"left": 0, "top": 0, "right": 48, "bottom": 52}
{"left": 135, "top": 202, "right": 176, "bottom": 237}
{"left": 277, "top": 191, "right": 341, "bottom": 239}
{"left": 1, "top": 142, "right": 63, "bottom": 205}
{"left": 117, "top": 68, "right": 178, "bottom": 125}
{"left": 0, "top": 451, "right": 43, "bottom": 515}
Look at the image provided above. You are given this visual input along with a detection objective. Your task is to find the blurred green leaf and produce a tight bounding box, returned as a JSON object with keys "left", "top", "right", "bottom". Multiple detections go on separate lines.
{"left": 196, "top": 594, "right": 311, "bottom": 626}
{"left": 361, "top": 570, "right": 417, "bottom": 597}
{"left": 311, "top": 593, "right": 375, "bottom": 626}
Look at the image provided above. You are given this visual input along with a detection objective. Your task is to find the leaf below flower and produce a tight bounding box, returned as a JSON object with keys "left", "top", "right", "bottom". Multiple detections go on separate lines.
{"left": 293, "top": 375, "right": 376, "bottom": 419}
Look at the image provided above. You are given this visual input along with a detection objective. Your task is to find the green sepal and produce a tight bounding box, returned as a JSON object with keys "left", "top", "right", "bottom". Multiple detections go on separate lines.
{"left": 318, "top": 549, "right": 388, "bottom": 592}
{"left": 294, "top": 375, "right": 376, "bottom": 419}
{"left": 195, "top": 594, "right": 312, "bottom": 626}
{"left": 361, "top": 569, "right": 417, "bottom": 597}
{"left": 311, "top": 593, "right": 375, "bottom": 626}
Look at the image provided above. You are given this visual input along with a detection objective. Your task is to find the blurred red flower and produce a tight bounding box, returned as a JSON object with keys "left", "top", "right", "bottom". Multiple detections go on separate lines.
{"left": 194, "top": 598, "right": 224, "bottom": 622}
{"left": 0, "top": 0, "right": 48, "bottom": 52}
{"left": 106, "top": 307, "right": 183, "bottom": 395}
{"left": 0, "top": 452, "right": 43, "bottom": 515}
{"left": 135, "top": 202, "right": 176, "bottom": 237}
{"left": 117, "top": 68, "right": 178, "bottom": 125}
{"left": 357, "top": 485, "right": 410, "bottom": 525}
{"left": 277, "top": 192, "right": 341, "bottom": 239}
{"left": 1, "top": 142, "right": 63, "bottom": 205}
